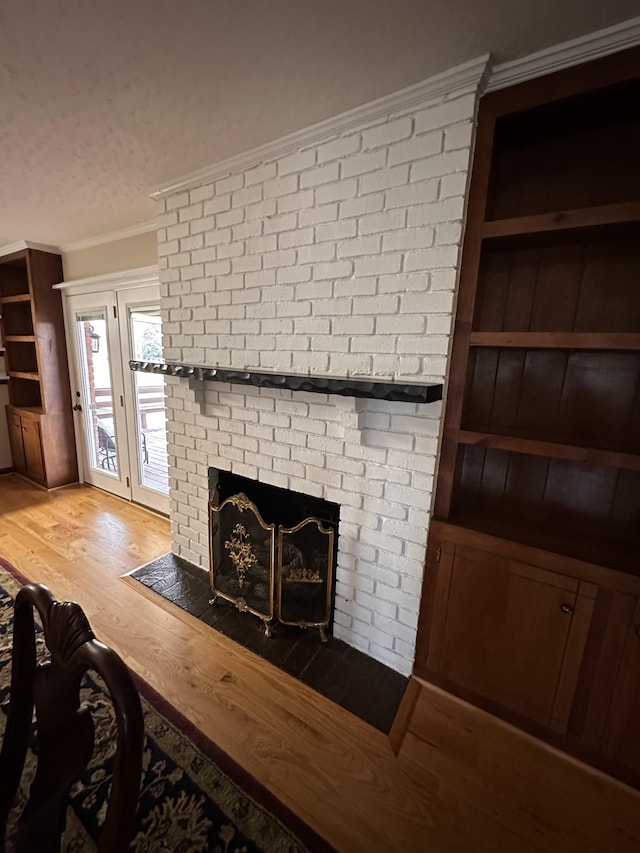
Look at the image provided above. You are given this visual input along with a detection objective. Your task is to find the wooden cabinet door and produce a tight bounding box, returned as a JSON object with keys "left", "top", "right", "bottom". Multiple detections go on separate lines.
{"left": 426, "top": 537, "right": 596, "bottom": 732}
{"left": 600, "top": 598, "right": 640, "bottom": 771}
{"left": 7, "top": 410, "right": 26, "bottom": 473}
{"left": 21, "top": 416, "right": 45, "bottom": 485}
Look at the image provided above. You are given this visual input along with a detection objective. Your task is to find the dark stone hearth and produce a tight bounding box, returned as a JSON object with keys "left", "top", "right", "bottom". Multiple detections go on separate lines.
{"left": 129, "top": 360, "right": 443, "bottom": 404}
{"left": 129, "top": 553, "right": 408, "bottom": 733}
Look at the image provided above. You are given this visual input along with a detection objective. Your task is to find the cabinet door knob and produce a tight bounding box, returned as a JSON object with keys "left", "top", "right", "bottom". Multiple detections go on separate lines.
{"left": 560, "top": 603, "right": 574, "bottom": 614}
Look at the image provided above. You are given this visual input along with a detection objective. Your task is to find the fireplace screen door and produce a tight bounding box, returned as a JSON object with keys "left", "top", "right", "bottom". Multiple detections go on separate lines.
{"left": 210, "top": 491, "right": 335, "bottom": 638}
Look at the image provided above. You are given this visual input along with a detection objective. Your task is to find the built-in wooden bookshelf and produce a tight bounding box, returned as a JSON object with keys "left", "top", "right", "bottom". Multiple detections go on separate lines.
{"left": 415, "top": 46, "right": 640, "bottom": 790}
{"left": 0, "top": 247, "right": 77, "bottom": 487}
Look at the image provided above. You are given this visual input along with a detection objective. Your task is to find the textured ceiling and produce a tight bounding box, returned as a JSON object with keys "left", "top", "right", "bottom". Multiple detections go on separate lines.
{"left": 0, "top": 0, "right": 638, "bottom": 247}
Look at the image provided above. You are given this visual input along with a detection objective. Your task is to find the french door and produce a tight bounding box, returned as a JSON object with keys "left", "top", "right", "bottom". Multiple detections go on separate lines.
{"left": 65, "top": 285, "right": 169, "bottom": 514}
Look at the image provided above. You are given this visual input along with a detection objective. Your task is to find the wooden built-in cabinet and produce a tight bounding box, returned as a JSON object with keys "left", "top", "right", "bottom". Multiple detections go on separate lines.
{"left": 415, "top": 46, "right": 640, "bottom": 788}
{"left": 7, "top": 409, "right": 45, "bottom": 484}
{"left": 425, "top": 525, "right": 596, "bottom": 734}
{"left": 0, "top": 247, "right": 77, "bottom": 488}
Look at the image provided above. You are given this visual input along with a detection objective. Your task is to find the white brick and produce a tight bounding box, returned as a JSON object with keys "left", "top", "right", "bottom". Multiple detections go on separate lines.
{"left": 264, "top": 174, "right": 298, "bottom": 199}
{"left": 333, "top": 316, "right": 374, "bottom": 335}
{"left": 245, "top": 162, "right": 277, "bottom": 186}
{"left": 352, "top": 294, "right": 399, "bottom": 315}
{"left": 341, "top": 149, "right": 386, "bottom": 178}
{"left": 279, "top": 227, "right": 315, "bottom": 249}
{"left": 444, "top": 121, "right": 474, "bottom": 151}
{"left": 435, "top": 222, "right": 463, "bottom": 245}
{"left": 204, "top": 195, "right": 231, "bottom": 215}
{"left": 315, "top": 220, "right": 356, "bottom": 243}
{"left": 277, "top": 266, "right": 312, "bottom": 284}
{"left": 297, "top": 243, "right": 335, "bottom": 264}
{"left": 359, "top": 165, "right": 409, "bottom": 195}
{"left": 216, "top": 209, "right": 243, "bottom": 228}
{"left": 264, "top": 212, "right": 297, "bottom": 234}
{"left": 178, "top": 203, "right": 203, "bottom": 223}
{"left": 317, "top": 135, "right": 362, "bottom": 163}
{"left": 233, "top": 185, "right": 262, "bottom": 208}
{"left": 312, "top": 260, "right": 352, "bottom": 281}
{"left": 411, "top": 149, "right": 471, "bottom": 182}
{"left": 337, "top": 236, "right": 380, "bottom": 257}
{"left": 215, "top": 174, "right": 243, "bottom": 195}
{"left": 334, "top": 277, "right": 377, "bottom": 298}
{"left": 278, "top": 149, "right": 316, "bottom": 175}
{"left": 407, "top": 197, "right": 465, "bottom": 226}
{"left": 299, "top": 203, "right": 338, "bottom": 226}
{"left": 382, "top": 227, "right": 434, "bottom": 252}
{"left": 358, "top": 209, "right": 406, "bottom": 235}
{"left": 388, "top": 131, "right": 443, "bottom": 166}
{"left": 354, "top": 254, "right": 401, "bottom": 277}
{"left": 386, "top": 179, "right": 439, "bottom": 209}
{"left": 414, "top": 94, "right": 476, "bottom": 133}
{"left": 314, "top": 179, "right": 358, "bottom": 205}
{"left": 245, "top": 199, "right": 277, "bottom": 221}
{"left": 233, "top": 220, "right": 262, "bottom": 241}
{"left": 300, "top": 162, "right": 340, "bottom": 188}
{"left": 339, "top": 194, "right": 384, "bottom": 219}
{"left": 404, "top": 246, "right": 459, "bottom": 271}
{"left": 362, "top": 117, "right": 412, "bottom": 149}
{"left": 165, "top": 191, "right": 189, "bottom": 211}
{"left": 439, "top": 172, "right": 468, "bottom": 199}
{"left": 277, "top": 189, "right": 315, "bottom": 213}
{"left": 402, "top": 290, "right": 454, "bottom": 314}
{"left": 263, "top": 250, "right": 296, "bottom": 269}
{"left": 246, "top": 234, "right": 276, "bottom": 255}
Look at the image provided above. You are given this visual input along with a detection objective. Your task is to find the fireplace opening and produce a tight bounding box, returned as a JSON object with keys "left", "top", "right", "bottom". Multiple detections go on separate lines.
{"left": 209, "top": 469, "right": 340, "bottom": 640}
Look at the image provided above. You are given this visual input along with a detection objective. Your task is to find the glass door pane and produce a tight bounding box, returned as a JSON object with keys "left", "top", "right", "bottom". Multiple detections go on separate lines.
{"left": 76, "top": 311, "right": 119, "bottom": 475}
{"left": 66, "top": 292, "right": 130, "bottom": 502}
{"left": 64, "top": 285, "right": 166, "bottom": 513}
{"left": 117, "top": 285, "right": 169, "bottom": 515}
{"left": 130, "top": 308, "right": 168, "bottom": 497}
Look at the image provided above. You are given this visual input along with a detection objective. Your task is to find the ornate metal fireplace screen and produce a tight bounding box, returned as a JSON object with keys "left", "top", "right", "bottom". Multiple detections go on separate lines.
{"left": 209, "top": 493, "right": 335, "bottom": 640}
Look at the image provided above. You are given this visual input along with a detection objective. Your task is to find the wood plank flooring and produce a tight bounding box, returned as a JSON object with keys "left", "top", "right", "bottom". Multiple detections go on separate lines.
{"left": 0, "top": 472, "right": 639, "bottom": 852}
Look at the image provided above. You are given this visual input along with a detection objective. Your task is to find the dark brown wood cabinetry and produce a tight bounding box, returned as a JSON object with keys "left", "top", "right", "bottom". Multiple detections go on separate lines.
{"left": 424, "top": 525, "right": 596, "bottom": 733}
{"left": 0, "top": 247, "right": 77, "bottom": 488}
{"left": 415, "top": 46, "right": 640, "bottom": 788}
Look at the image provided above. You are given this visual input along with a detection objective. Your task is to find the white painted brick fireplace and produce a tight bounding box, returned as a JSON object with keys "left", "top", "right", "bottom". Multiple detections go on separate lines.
{"left": 155, "top": 61, "right": 486, "bottom": 675}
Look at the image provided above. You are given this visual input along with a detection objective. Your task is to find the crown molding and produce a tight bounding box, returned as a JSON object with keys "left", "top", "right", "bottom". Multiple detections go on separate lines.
{"left": 0, "top": 239, "right": 60, "bottom": 257}
{"left": 53, "top": 264, "right": 159, "bottom": 294}
{"left": 59, "top": 220, "right": 157, "bottom": 253}
{"left": 487, "top": 15, "right": 640, "bottom": 91}
{"left": 151, "top": 54, "right": 491, "bottom": 200}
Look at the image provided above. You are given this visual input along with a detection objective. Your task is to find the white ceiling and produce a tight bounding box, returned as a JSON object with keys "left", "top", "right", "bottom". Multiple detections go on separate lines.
{"left": 0, "top": 1, "right": 638, "bottom": 248}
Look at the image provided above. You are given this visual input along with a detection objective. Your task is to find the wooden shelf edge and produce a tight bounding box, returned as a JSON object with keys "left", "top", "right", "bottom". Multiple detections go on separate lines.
{"left": 4, "top": 335, "right": 36, "bottom": 342}
{"left": 468, "top": 332, "right": 640, "bottom": 350}
{"left": 7, "top": 370, "right": 40, "bottom": 381}
{"left": 458, "top": 430, "right": 640, "bottom": 472}
{"left": 482, "top": 201, "right": 640, "bottom": 239}
{"left": 428, "top": 518, "right": 640, "bottom": 589}
{"left": 0, "top": 293, "right": 31, "bottom": 304}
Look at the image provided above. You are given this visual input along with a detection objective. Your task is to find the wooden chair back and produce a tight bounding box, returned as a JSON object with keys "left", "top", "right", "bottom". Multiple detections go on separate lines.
{"left": 0, "top": 584, "right": 144, "bottom": 852}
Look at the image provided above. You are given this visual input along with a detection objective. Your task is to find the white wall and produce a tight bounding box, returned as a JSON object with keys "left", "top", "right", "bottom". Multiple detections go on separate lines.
{"left": 62, "top": 231, "right": 157, "bottom": 281}
{"left": 156, "top": 81, "right": 480, "bottom": 674}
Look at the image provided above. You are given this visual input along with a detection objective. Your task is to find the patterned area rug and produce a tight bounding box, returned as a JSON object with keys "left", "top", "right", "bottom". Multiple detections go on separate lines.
{"left": 0, "top": 558, "right": 332, "bottom": 853}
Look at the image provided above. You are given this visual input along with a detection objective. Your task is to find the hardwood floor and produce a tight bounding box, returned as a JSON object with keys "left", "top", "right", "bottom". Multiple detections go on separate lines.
{"left": 0, "top": 472, "right": 639, "bottom": 852}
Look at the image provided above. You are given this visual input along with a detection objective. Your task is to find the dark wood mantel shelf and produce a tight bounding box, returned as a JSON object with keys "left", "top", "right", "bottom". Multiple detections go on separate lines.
{"left": 129, "top": 360, "right": 443, "bottom": 404}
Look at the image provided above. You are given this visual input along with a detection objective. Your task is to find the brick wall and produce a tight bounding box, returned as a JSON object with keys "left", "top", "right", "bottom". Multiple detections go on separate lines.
{"left": 156, "top": 84, "right": 479, "bottom": 675}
